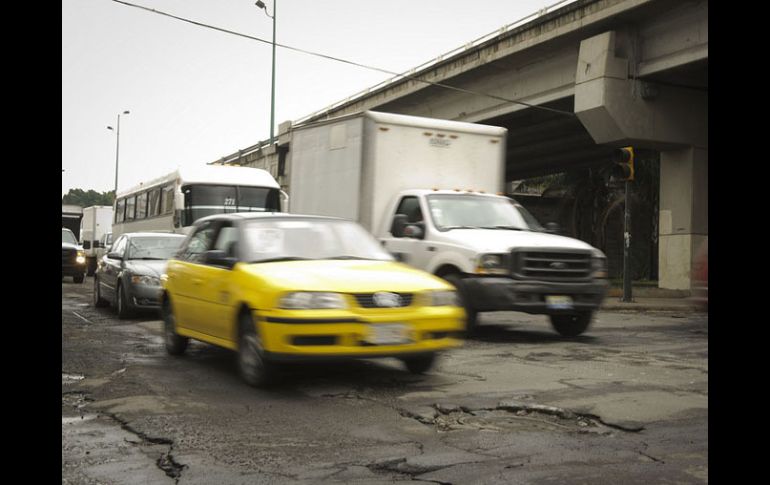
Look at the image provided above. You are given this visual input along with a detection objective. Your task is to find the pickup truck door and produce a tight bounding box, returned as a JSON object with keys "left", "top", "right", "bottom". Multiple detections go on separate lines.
{"left": 380, "top": 196, "right": 433, "bottom": 271}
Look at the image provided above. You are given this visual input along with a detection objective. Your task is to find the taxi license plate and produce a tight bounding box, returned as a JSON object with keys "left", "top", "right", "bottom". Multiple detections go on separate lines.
{"left": 365, "top": 324, "right": 410, "bottom": 345}
{"left": 546, "top": 295, "right": 574, "bottom": 310}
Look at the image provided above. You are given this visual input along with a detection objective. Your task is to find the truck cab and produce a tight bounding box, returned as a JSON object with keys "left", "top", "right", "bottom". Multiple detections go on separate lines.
{"left": 378, "top": 189, "right": 608, "bottom": 336}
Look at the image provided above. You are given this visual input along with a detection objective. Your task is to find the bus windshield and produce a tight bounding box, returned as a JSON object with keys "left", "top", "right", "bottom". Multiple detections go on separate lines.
{"left": 182, "top": 184, "right": 281, "bottom": 225}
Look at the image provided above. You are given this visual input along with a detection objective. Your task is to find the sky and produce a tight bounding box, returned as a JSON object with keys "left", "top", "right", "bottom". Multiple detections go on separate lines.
{"left": 62, "top": 0, "right": 565, "bottom": 197}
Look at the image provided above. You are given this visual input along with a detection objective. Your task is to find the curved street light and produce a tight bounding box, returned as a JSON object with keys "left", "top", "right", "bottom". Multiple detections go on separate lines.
{"left": 255, "top": 1, "right": 276, "bottom": 142}
{"left": 107, "top": 110, "right": 130, "bottom": 194}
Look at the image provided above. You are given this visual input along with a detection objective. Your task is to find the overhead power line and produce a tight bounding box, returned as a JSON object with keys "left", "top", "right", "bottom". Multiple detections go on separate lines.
{"left": 110, "top": 0, "right": 576, "bottom": 118}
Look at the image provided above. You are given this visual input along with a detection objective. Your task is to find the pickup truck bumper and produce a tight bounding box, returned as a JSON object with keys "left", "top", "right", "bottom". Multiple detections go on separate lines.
{"left": 462, "top": 276, "right": 608, "bottom": 314}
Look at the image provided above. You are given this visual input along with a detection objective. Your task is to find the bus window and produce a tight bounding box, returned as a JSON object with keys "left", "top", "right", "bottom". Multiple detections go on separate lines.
{"left": 148, "top": 188, "right": 161, "bottom": 217}
{"left": 125, "top": 196, "right": 136, "bottom": 221}
{"left": 162, "top": 184, "right": 175, "bottom": 215}
{"left": 137, "top": 192, "right": 148, "bottom": 219}
{"left": 115, "top": 199, "right": 126, "bottom": 223}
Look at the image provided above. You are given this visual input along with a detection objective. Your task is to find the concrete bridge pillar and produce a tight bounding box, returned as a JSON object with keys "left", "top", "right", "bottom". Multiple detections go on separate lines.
{"left": 574, "top": 30, "right": 708, "bottom": 290}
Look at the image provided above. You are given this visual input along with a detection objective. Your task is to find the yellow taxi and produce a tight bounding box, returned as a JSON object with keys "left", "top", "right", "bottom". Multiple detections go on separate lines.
{"left": 161, "top": 213, "right": 465, "bottom": 386}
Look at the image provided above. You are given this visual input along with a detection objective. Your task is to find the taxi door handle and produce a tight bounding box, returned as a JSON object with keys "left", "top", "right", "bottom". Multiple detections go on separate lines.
{"left": 192, "top": 278, "right": 203, "bottom": 286}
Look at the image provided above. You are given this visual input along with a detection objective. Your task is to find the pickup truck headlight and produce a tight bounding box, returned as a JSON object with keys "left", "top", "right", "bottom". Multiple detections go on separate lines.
{"left": 76, "top": 250, "right": 86, "bottom": 265}
{"left": 429, "top": 290, "right": 459, "bottom": 306}
{"left": 590, "top": 250, "right": 608, "bottom": 278}
{"left": 279, "top": 292, "right": 347, "bottom": 309}
{"left": 475, "top": 253, "right": 509, "bottom": 275}
{"left": 131, "top": 275, "right": 161, "bottom": 286}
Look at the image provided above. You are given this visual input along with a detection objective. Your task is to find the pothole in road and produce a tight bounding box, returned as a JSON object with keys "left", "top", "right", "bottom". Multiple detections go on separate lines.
{"left": 400, "top": 401, "right": 642, "bottom": 435}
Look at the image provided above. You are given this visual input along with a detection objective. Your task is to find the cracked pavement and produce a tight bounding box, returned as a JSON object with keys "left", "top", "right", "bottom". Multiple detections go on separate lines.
{"left": 62, "top": 278, "right": 708, "bottom": 484}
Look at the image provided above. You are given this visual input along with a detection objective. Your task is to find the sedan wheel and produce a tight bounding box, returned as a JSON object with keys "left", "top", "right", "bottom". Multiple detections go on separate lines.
{"left": 116, "top": 283, "right": 133, "bottom": 319}
{"left": 93, "top": 276, "right": 109, "bottom": 308}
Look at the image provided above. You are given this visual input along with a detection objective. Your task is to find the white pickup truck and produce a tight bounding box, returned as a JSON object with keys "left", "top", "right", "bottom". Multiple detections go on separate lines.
{"left": 287, "top": 111, "right": 608, "bottom": 336}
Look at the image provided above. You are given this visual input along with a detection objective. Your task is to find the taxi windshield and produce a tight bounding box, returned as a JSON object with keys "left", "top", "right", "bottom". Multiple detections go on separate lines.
{"left": 242, "top": 218, "right": 394, "bottom": 263}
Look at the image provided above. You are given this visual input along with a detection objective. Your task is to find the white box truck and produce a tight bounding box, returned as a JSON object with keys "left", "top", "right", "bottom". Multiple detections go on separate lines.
{"left": 80, "top": 205, "right": 114, "bottom": 276}
{"left": 288, "top": 111, "right": 608, "bottom": 336}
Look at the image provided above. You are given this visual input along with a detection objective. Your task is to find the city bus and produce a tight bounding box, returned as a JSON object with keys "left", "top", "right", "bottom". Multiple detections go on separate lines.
{"left": 112, "top": 165, "right": 286, "bottom": 238}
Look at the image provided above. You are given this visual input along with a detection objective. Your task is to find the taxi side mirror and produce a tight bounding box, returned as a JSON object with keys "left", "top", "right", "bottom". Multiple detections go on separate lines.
{"left": 204, "top": 250, "right": 237, "bottom": 269}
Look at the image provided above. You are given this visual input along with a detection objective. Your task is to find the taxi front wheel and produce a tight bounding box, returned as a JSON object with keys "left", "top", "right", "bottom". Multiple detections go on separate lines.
{"left": 401, "top": 353, "right": 437, "bottom": 374}
{"left": 237, "top": 312, "right": 275, "bottom": 387}
{"left": 162, "top": 299, "right": 188, "bottom": 356}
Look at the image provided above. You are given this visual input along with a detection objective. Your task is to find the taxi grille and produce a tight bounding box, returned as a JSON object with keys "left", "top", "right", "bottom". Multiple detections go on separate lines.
{"left": 351, "top": 293, "right": 414, "bottom": 308}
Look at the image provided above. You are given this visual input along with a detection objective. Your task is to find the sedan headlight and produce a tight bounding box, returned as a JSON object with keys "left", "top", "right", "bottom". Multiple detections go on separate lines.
{"left": 131, "top": 275, "right": 161, "bottom": 286}
{"left": 279, "top": 292, "right": 347, "bottom": 309}
{"left": 475, "top": 253, "right": 509, "bottom": 275}
{"left": 429, "top": 290, "right": 459, "bottom": 307}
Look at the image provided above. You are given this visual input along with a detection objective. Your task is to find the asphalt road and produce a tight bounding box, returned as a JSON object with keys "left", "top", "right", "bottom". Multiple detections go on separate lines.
{"left": 62, "top": 277, "right": 708, "bottom": 484}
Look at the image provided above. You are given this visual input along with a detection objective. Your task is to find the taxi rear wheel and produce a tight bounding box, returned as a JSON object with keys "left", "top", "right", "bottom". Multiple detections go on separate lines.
{"left": 401, "top": 353, "right": 437, "bottom": 374}
{"left": 237, "top": 312, "right": 275, "bottom": 387}
{"left": 162, "top": 299, "right": 188, "bottom": 356}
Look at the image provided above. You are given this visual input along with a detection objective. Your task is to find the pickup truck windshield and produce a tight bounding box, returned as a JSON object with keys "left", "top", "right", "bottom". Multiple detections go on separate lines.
{"left": 242, "top": 218, "right": 394, "bottom": 263}
{"left": 426, "top": 194, "right": 544, "bottom": 232}
{"left": 62, "top": 229, "right": 78, "bottom": 245}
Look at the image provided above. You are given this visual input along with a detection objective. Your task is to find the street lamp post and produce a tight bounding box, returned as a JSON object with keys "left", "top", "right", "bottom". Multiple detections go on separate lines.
{"left": 107, "top": 110, "right": 130, "bottom": 194}
{"left": 255, "top": 0, "right": 276, "bottom": 142}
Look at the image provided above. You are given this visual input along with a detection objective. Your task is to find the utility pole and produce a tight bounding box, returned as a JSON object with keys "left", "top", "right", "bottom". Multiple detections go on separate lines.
{"left": 622, "top": 179, "right": 633, "bottom": 302}
{"left": 609, "top": 146, "right": 635, "bottom": 302}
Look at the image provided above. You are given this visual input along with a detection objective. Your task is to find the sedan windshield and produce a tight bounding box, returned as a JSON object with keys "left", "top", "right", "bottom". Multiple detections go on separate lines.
{"left": 126, "top": 236, "right": 186, "bottom": 260}
{"left": 242, "top": 219, "right": 394, "bottom": 263}
{"left": 426, "top": 194, "right": 544, "bottom": 232}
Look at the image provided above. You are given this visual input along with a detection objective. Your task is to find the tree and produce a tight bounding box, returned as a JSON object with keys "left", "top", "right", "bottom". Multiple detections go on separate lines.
{"left": 62, "top": 189, "right": 115, "bottom": 207}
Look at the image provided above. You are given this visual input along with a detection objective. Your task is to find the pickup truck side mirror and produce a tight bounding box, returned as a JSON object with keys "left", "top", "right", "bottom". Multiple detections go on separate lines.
{"left": 203, "top": 249, "right": 238, "bottom": 269}
{"left": 403, "top": 223, "right": 425, "bottom": 240}
{"left": 545, "top": 222, "right": 561, "bottom": 234}
{"left": 391, "top": 214, "right": 408, "bottom": 237}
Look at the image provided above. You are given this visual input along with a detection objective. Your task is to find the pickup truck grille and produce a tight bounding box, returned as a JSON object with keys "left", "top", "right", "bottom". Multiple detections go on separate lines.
{"left": 512, "top": 249, "right": 592, "bottom": 282}
{"left": 62, "top": 247, "right": 77, "bottom": 265}
{"left": 352, "top": 293, "right": 414, "bottom": 308}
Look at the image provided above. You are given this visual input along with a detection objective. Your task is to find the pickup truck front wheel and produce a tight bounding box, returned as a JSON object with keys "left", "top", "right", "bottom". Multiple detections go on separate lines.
{"left": 444, "top": 274, "right": 478, "bottom": 335}
{"left": 549, "top": 312, "right": 593, "bottom": 337}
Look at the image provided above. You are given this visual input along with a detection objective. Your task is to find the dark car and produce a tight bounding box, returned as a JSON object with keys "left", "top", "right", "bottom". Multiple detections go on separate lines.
{"left": 94, "top": 232, "right": 186, "bottom": 318}
{"left": 62, "top": 228, "right": 86, "bottom": 283}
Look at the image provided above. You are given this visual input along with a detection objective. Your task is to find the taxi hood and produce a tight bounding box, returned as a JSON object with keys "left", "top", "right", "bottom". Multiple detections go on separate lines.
{"left": 239, "top": 259, "right": 450, "bottom": 293}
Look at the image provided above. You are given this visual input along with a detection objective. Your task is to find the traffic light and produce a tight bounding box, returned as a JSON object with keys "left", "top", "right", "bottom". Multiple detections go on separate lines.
{"left": 609, "top": 146, "right": 634, "bottom": 182}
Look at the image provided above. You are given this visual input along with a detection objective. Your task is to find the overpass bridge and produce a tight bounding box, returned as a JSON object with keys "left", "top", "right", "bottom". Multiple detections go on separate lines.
{"left": 215, "top": 0, "right": 707, "bottom": 291}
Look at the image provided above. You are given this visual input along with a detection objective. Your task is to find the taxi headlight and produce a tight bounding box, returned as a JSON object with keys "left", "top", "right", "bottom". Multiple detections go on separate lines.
{"left": 279, "top": 292, "right": 347, "bottom": 309}
{"left": 429, "top": 290, "right": 459, "bottom": 307}
{"left": 131, "top": 275, "right": 161, "bottom": 286}
{"left": 476, "top": 253, "right": 508, "bottom": 275}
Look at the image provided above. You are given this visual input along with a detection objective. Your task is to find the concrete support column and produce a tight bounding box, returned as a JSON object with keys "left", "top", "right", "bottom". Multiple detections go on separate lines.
{"left": 658, "top": 147, "right": 708, "bottom": 290}
{"left": 574, "top": 30, "right": 708, "bottom": 290}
